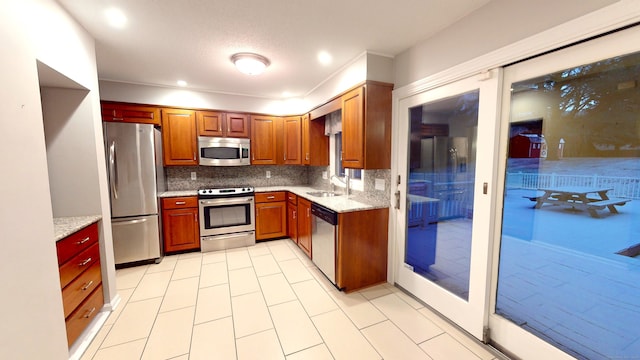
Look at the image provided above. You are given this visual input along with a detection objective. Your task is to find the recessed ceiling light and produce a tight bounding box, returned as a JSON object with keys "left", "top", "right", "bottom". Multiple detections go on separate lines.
{"left": 231, "top": 53, "right": 270, "bottom": 76}
{"left": 318, "top": 51, "right": 332, "bottom": 65}
{"left": 177, "top": 80, "right": 188, "bottom": 87}
{"left": 105, "top": 8, "right": 127, "bottom": 29}
{"left": 282, "top": 91, "right": 292, "bottom": 98}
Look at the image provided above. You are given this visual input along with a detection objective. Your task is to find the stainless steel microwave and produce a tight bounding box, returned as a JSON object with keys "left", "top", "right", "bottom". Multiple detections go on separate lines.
{"left": 198, "top": 136, "right": 250, "bottom": 166}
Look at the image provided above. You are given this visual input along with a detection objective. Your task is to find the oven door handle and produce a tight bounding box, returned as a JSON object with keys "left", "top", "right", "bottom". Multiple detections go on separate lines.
{"left": 202, "top": 231, "right": 255, "bottom": 241}
{"left": 199, "top": 197, "right": 254, "bottom": 206}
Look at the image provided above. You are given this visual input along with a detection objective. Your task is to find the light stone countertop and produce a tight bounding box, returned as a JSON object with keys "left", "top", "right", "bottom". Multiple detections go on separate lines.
{"left": 255, "top": 186, "right": 390, "bottom": 213}
{"left": 159, "top": 186, "right": 389, "bottom": 213}
{"left": 158, "top": 190, "right": 198, "bottom": 198}
{"left": 53, "top": 215, "right": 102, "bottom": 241}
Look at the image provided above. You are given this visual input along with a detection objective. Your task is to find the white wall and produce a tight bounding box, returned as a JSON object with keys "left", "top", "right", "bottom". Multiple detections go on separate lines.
{"left": 42, "top": 87, "right": 102, "bottom": 216}
{"left": 393, "top": 0, "right": 618, "bottom": 88}
{"left": 0, "top": 1, "right": 115, "bottom": 358}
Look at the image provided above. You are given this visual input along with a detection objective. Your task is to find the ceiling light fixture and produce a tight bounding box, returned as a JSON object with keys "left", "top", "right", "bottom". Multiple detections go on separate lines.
{"left": 231, "top": 53, "right": 270, "bottom": 76}
{"left": 318, "top": 51, "right": 332, "bottom": 65}
{"left": 104, "top": 8, "right": 127, "bottom": 29}
{"left": 176, "top": 80, "right": 187, "bottom": 87}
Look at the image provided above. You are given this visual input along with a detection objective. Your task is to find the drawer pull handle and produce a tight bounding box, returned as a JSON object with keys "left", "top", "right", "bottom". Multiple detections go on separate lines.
{"left": 267, "top": 196, "right": 275, "bottom": 200}
{"left": 113, "top": 117, "right": 124, "bottom": 121}
{"left": 175, "top": 201, "right": 186, "bottom": 205}
{"left": 76, "top": 237, "right": 90, "bottom": 245}
{"left": 82, "top": 281, "right": 94, "bottom": 291}
{"left": 79, "top": 257, "right": 92, "bottom": 267}
{"left": 293, "top": 210, "right": 296, "bottom": 219}
{"left": 84, "top": 307, "right": 96, "bottom": 318}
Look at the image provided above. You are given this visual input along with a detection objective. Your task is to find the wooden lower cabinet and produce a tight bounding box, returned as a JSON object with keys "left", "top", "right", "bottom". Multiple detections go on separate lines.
{"left": 297, "top": 198, "right": 312, "bottom": 257}
{"left": 55, "top": 222, "right": 103, "bottom": 347}
{"left": 255, "top": 192, "right": 287, "bottom": 240}
{"left": 287, "top": 193, "right": 298, "bottom": 243}
{"left": 336, "top": 208, "right": 389, "bottom": 292}
{"left": 161, "top": 197, "right": 200, "bottom": 253}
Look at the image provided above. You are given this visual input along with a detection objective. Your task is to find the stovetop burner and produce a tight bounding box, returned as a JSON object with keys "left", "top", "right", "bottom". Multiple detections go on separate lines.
{"left": 197, "top": 186, "right": 254, "bottom": 198}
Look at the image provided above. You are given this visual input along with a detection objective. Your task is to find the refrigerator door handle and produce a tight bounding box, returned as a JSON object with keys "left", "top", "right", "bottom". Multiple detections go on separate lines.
{"left": 109, "top": 141, "right": 119, "bottom": 199}
{"left": 113, "top": 218, "right": 148, "bottom": 226}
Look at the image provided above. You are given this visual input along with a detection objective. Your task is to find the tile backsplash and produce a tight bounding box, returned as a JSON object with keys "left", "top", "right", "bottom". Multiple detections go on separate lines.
{"left": 166, "top": 165, "right": 309, "bottom": 190}
{"left": 166, "top": 165, "right": 390, "bottom": 203}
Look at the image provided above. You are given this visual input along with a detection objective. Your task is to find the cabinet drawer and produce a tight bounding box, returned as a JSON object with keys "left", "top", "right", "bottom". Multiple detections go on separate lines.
{"left": 59, "top": 242, "right": 101, "bottom": 289}
{"left": 256, "top": 192, "right": 286, "bottom": 203}
{"left": 161, "top": 196, "right": 198, "bottom": 209}
{"left": 287, "top": 192, "right": 297, "bottom": 204}
{"left": 65, "top": 285, "right": 104, "bottom": 347}
{"left": 62, "top": 260, "right": 102, "bottom": 318}
{"left": 56, "top": 223, "right": 98, "bottom": 265}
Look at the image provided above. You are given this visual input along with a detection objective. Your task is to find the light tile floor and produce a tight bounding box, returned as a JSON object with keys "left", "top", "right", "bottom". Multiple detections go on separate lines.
{"left": 81, "top": 239, "right": 502, "bottom": 360}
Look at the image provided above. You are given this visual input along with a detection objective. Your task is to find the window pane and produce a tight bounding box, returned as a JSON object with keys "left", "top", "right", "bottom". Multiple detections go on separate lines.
{"left": 497, "top": 51, "right": 640, "bottom": 359}
{"left": 405, "top": 90, "right": 479, "bottom": 300}
{"left": 335, "top": 133, "right": 362, "bottom": 179}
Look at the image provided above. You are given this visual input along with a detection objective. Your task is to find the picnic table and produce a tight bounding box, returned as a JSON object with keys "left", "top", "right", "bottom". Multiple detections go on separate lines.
{"left": 525, "top": 186, "right": 631, "bottom": 218}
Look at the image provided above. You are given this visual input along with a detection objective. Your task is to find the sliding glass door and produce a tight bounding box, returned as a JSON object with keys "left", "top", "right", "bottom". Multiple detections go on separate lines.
{"left": 394, "top": 70, "right": 501, "bottom": 340}
{"left": 490, "top": 25, "right": 640, "bottom": 359}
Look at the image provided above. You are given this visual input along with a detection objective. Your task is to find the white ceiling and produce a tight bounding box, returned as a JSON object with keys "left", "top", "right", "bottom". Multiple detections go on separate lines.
{"left": 58, "top": 0, "right": 492, "bottom": 100}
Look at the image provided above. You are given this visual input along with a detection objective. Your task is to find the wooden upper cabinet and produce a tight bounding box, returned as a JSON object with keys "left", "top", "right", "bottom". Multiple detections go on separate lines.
{"left": 251, "top": 115, "right": 279, "bottom": 164}
{"left": 341, "top": 86, "right": 365, "bottom": 168}
{"left": 196, "top": 111, "right": 224, "bottom": 137}
{"left": 197, "top": 111, "right": 249, "bottom": 138}
{"left": 302, "top": 113, "right": 329, "bottom": 166}
{"left": 341, "top": 82, "right": 392, "bottom": 169}
{"left": 283, "top": 116, "right": 302, "bottom": 165}
{"left": 101, "top": 102, "right": 161, "bottom": 125}
{"left": 225, "top": 113, "right": 250, "bottom": 138}
{"left": 162, "top": 108, "right": 198, "bottom": 166}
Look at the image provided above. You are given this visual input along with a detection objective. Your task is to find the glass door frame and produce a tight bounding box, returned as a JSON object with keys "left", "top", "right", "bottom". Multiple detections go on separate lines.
{"left": 392, "top": 69, "right": 502, "bottom": 340}
{"left": 487, "top": 23, "right": 640, "bottom": 359}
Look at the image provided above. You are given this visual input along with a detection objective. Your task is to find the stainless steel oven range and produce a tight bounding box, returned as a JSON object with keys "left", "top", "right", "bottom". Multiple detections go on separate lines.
{"left": 198, "top": 186, "right": 255, "bottom": 252}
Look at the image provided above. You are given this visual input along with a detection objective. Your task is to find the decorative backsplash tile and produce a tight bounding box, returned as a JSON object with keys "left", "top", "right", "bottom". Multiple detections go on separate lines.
{"left": 166, "top": 165, "right": 309, "bottom": 190}
{"left": 165, "top": 165, "right": 391, "bottom": 203}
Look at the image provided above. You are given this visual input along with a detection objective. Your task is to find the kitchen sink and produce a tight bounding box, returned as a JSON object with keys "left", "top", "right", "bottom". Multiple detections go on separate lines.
{"left": 306, "top": 191, "right": 343, "bottom": 197}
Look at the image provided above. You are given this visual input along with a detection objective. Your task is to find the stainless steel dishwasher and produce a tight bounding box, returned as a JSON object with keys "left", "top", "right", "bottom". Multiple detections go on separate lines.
{"left": 311, "top": 203, "right": 338, "bottom": 287}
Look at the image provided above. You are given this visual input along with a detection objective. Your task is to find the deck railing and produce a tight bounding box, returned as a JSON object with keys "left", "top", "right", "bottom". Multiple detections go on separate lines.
{"left": 506, "top": 172, "right": 640, "bottom": 199}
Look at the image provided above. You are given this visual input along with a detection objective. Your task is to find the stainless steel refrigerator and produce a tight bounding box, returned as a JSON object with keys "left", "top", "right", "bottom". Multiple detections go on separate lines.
{"left": 104, "top": 122, "right": 166, "bottom": 265}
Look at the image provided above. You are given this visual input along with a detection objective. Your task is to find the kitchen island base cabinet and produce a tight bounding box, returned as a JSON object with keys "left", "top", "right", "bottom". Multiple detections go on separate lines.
{"left": 336, "top": 208, "right": 389, "bottom": 292}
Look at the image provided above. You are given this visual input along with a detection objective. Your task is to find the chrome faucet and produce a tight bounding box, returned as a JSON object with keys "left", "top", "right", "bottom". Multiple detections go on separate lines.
{"left": 331, "top": 170, "right": 350, "bottom": 196}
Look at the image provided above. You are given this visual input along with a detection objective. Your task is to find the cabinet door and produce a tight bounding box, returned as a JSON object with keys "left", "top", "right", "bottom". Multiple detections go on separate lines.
{"left": 196, "top": 111, "right": 224, "bottom": 137}
{"left": 162, "top": 207, "right": 200, "bottom": 253}
{"left": 101, "top": 102, "right": 161, "bottom": 126}
{"left": 297, "top": 198, "right": 311, "bottom": 258}
{"left": 162, "top": 108, "right": 198, "bottom": 166}
{"left": 250, "top": 115, "right": 278, "bottom": 164}
{"left": 307, "top": 114, "right": 330, "bottom": 166}
{"left": 225, "top": 113, "right": 250, "bottom": 138}
{"left": 283, "top": 116, "right": 302, "bottom": 164}
{"left": 255, "top": 201, "right": 287, "bottom": 240}
{"left": 287, "top": 201, "right": 298, "bottom": 243}
{"left": 341, "top": 86, "right": 365, "bottom": 168}
{"left": 301, "top": 114, "right": 311, "bottom": 165}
